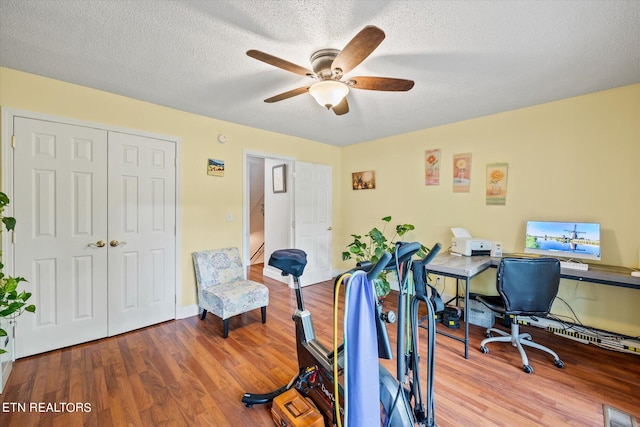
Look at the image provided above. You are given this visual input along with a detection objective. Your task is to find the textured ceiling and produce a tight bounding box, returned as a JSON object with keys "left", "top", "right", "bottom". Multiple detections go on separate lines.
{"left": 1, "top": 0, "right": 639, "bottom": 146}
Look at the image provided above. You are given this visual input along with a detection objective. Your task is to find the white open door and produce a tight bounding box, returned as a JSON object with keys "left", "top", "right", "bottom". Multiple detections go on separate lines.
{"left": 293, "top": 161, "right": 332, "bottom": 285}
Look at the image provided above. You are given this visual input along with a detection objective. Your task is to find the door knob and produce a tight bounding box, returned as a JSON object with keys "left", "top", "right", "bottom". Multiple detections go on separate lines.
{"left": 88, "top": 240, "right": 106, "bottom": 248}
{"left": 110, "top": 240, "right": 127, "bottom": 247}
{"left": 327, "top": 226, "right": 333, "bottom": 231}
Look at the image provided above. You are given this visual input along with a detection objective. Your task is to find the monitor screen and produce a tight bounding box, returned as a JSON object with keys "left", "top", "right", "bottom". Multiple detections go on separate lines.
{"left": 524, "top": 221, "right": 601, "bottom": 261}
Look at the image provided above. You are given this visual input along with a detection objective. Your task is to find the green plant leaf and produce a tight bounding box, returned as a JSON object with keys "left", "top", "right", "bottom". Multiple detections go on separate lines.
{"left": 0, "top": 308, "right": 14, "bottom": 317}
{"left": 2, "top": 216, "right": 16, "bottom": 231}
{"left": 4, "top": 278, "right": 18, "bottom": 293}
{"left": 0, "top": 192, "right": 9, "bottom": 207}
{"left": 396, "top": 224, "right": 415, "bottom": 236}
{"left": 369, "top": 228, "right": 387, "bottom": 250}
{"left": 349, "top": 246, "right": 363, "bottom": 255}
{"left": 16, "top": 291, "right": 32, "bottom": 301}
{"left": 0, "top": 192, "right": 37, "bottom": 324}
{"left": 381, "top": 216, "right": 391, "bottom": 223}
{"left": 0, "top": 328, "right": 7, "bottom": 337}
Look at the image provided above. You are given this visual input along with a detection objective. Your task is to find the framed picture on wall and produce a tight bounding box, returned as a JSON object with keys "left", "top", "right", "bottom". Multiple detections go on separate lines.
{"left": 207, "top": 158, "right": 225, "bottom": 177}
{"left": 486, "top": 162, "right": 508, "bottom": 205}
{"left": 272, "top": 164, "right": 286, "bottom": 193}
{"left": 425, "top": 149, "right": 440, "bottom": 186}
{"left": 453, "top": 153, "right": 471, "bottom": 192}
{"left": 352, "top": 170, "right": 376, "bottom": 190}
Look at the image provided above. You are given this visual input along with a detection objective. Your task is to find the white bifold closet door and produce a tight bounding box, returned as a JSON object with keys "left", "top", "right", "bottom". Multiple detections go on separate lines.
{"left": 13, "top": 117, "right": 176, "bottom": 358}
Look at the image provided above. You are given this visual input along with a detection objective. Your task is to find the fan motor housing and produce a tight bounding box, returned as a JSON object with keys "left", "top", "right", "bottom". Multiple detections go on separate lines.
{"left": 310, "top": 48, "right": 340, "bottom": 79}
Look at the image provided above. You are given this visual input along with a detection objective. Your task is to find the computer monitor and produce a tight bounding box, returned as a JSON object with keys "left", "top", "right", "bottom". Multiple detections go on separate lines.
{"left": 524, "top": 220, "right": 601, "bottom": 261}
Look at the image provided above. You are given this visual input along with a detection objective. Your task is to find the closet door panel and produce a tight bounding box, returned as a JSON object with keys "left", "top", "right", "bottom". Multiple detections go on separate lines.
{"left": 13, "top": 117, "right": 109, "bottom": 358}
{"left": 107, "top": 131, "right": 176, "bottom": 336}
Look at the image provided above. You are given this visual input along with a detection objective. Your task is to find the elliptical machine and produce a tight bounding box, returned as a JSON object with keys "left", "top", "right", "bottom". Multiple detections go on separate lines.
{"left": 242, "top": 241, "right": 441, "bottom": 427}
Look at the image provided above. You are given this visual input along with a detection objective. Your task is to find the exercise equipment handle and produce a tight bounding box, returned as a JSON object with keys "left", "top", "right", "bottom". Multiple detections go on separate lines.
{"left": 384, "top": 241, "right": 422, "bottom": 270}
{"left": 366, "top": 252, "right": 392, "bottom": 281}
{"left": 419, "top": 243, "right": 442, "bottom": 265}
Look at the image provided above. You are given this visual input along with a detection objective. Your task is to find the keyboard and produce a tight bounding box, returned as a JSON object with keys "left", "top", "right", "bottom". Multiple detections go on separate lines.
{"left": 560, "top": 261, "right": 589, "bottom": 271}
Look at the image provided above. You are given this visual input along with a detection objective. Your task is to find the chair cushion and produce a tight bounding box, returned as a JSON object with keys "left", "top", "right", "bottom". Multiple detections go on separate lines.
{"left": 193, "top": 247, "right": 244, "bottom": 288}
{"left": 193, "top": 247, "right": 270, "bottom": 321}
{"left": 200, "top": 279, "right": 269, "bottom": 320}
{"left": 476, "top": 295, "right": 506, "bottom": 314}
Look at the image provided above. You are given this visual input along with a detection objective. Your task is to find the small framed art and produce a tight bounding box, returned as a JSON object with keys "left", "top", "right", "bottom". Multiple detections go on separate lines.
{"left": 352, "top": 170, "right": 376, "bottom": 190}
{"left": 272, "top": 164, "right": 286, "bottom": 193}
{"left": 207, "top": 158, "right": 225, "bottom": 177}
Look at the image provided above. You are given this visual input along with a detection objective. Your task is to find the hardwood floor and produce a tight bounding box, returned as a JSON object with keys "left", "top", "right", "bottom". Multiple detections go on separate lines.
{"left": 1, "top": 263, "right": 638, "bottom": 426}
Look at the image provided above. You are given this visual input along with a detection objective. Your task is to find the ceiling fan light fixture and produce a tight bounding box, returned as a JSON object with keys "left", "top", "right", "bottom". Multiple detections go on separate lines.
{"left": 309, "top": 80, "right": 349, "bottom": 109}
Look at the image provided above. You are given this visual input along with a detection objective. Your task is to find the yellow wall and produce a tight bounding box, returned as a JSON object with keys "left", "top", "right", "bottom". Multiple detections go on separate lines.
{"left": 2, "top": 67, "right": 639, "bottom": 336}
{"left": 340, "top": 83, "right": 640, "bottom": 336}
{"left": 0, "top": 67, "right": 342, "bottom": 308}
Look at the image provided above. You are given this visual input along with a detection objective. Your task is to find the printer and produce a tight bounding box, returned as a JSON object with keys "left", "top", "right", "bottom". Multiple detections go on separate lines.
{"left": 451, "top": 228, "right": 492, "bottom": 256}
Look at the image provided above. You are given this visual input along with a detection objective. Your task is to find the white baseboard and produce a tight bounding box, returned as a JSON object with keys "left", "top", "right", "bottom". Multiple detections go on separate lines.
{"left": 176, "top": 304, "right": 199, "bottom": 319}
{"left": 263, "top": 265, "right": 291, "bottom": 287}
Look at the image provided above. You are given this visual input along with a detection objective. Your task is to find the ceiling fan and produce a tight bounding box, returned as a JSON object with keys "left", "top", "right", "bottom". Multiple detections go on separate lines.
{"left": 246, "top": 25, "right": 414, "bottom": 116}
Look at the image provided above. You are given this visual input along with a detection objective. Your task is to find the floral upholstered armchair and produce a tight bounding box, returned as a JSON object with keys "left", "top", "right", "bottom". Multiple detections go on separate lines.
{"left": 192, "top": 247, "right": 269, "bottom": 338}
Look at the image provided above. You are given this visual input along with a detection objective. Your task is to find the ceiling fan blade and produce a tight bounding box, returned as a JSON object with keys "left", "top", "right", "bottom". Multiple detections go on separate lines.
{"left": 264, "top": 86, "right": 310, "bottom": 103}
{"left": 247, "top": 50, "right": 313, "bottom": 76}
{"left": 332, "top": 98, "right": 349, "bottom": 115}
{"left": 331, "top": 26, "right": 385, "bottom": 75}
{"left": 349, "top": 76, "right": 415, "bottom": 91}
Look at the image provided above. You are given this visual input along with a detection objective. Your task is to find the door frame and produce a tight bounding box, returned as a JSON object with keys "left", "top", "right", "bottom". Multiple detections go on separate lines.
{"left": 243, "top": 150, "right": 294, "bottom": 285}
{"left": 1, "top": 107, "right": 183, "bottom": 318}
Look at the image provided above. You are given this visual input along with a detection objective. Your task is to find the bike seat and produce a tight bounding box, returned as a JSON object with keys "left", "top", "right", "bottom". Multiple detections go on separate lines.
{"left": 269, "top": 249, "right": 307, "bottom": 277}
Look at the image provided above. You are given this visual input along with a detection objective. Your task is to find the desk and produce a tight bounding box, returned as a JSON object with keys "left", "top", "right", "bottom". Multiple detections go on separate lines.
{"left": 425, "top": 254, "right": 492, "bottom": 359}
{"left": 426, "top": 253, "right": 640, "bottom": 359}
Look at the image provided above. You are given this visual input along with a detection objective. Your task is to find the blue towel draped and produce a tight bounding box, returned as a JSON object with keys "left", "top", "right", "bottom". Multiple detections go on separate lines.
{"left": 344, "top": 270, "right": 380, "bottom": 427}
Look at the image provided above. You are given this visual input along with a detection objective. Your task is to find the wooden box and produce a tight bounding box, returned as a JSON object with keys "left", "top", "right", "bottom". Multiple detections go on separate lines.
{"left": 271, "top": 388, "right": 323, "bottom": 427}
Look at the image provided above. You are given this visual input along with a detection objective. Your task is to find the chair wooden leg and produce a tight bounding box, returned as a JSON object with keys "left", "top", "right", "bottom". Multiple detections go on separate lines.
{"left": 261, "top": 306, "right": 267, "bottom": 324}
{"left": 223, "top": 318, "right": 230, "bottom": 338}
{"left": 200, "top": 309, "right": 207, "bottom": 320}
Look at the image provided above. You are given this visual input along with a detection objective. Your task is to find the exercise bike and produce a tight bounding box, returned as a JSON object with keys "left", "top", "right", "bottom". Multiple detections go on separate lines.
{"left": 242, "top": 241, "right": 441, "bottom": 427}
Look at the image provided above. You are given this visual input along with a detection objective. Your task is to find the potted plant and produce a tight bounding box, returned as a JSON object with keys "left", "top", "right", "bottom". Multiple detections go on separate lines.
{"left": 342, "top": 216, "right": 427, "bottom": 298}
{"left": 0, "top": 192, "right": 34, "bottom": 355}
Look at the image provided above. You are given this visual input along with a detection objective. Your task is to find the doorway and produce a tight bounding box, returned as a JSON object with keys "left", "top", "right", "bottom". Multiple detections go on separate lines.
{"left": 244, "top": 153, "right": 293, "bottom": 285}
{"left": 243, "top": 154, "right": 334, "bottom": 287}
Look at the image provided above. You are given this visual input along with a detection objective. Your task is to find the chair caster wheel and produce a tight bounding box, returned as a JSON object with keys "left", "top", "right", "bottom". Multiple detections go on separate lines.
{"left": 554, "top": 359, "right": 564, "bottom": 368}
{"left": 485, "top": 332, "right": 492, "bottom": 338}
{"left": 480, "top": 346, "right": 489, "bottom": 354}
{"left": 245, "top": 403, "right": 253, "bottom": 408}
{"left": 523, "top": 365, "right": 533, "bottom": 374}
